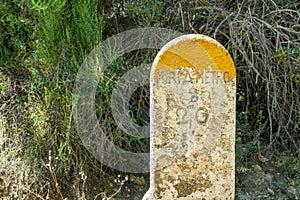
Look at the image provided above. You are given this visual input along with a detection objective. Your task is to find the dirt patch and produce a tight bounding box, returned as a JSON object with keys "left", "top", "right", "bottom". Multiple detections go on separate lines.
{"left": 113, "top": 142, "right": 299, "bottom": 200}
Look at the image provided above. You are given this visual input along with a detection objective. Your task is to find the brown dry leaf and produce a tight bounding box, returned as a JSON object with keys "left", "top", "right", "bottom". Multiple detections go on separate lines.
{"left": 258, "top": 155, "right": 270, "bottom": 163}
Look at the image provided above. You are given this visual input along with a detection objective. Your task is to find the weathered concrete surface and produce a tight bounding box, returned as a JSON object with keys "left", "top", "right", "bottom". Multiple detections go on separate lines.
{"left": 146, "top": 34, "right": 236, "bottom": 200}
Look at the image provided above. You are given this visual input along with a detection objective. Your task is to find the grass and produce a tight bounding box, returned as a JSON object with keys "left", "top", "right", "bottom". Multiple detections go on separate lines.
{"left": 26, "top": 0, "right": 107, "bottom": 198}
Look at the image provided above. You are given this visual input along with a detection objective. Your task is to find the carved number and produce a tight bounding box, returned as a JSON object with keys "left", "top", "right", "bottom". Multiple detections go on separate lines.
{"left": 196, "top": 107, "right": 209, "bottom": 124}
{"left": 176, "top": 107, "right": 188, "bottom": 124}
{"left": 176, "top": 107, "right": 208, "bottom": 125}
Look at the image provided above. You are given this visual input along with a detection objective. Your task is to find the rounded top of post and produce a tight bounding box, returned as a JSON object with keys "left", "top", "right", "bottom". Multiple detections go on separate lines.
{"left": 151, "top": 34, "right": 235, "bottom": 80}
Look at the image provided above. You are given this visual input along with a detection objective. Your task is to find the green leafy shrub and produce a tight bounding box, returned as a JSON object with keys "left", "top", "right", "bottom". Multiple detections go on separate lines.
{"left": 24, "top": 0, "right": 106, "bottom": 198}
{"left": 0, "top": 0, "right": 33, "bottom": 67}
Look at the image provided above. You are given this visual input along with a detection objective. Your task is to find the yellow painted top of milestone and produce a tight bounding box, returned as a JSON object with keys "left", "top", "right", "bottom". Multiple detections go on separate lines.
{"left": 151, "top": 34, "right": 236, "bottom": 79}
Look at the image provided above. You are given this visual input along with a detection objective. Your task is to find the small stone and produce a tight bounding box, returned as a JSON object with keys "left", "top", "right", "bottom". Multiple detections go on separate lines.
{"left": 252, "top": 164, "right": 262, "bottom": 171}
{"left": 267, "top": 187, "right": 275, "bottom": 195}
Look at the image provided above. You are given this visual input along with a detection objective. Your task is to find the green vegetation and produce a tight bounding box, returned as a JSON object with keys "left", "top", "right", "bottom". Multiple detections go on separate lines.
{"left": 1, "top": 0, "right": 299, "bottom": 199}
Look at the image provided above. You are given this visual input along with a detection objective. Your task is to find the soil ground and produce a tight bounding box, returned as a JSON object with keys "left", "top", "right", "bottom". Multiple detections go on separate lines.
{"left": 111, "top": 142, "right": 299, "bottom": 200}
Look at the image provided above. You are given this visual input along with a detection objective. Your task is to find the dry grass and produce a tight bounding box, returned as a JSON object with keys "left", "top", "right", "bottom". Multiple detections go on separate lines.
{"left": 142, "top": 0, "right": 300, "bottom": 152}
{"left": 107, "top": 0, "right": 300, "bottom": 152}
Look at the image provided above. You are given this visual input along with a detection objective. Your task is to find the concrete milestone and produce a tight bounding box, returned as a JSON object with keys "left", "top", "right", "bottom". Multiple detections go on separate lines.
{"left": 144, "top": 34, "right": 236, "bottom": 200}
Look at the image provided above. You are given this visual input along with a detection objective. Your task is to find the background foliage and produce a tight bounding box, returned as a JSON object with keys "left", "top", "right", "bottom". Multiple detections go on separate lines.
{"left": 0, "top": 0, "right": 299, "bottom": 199}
